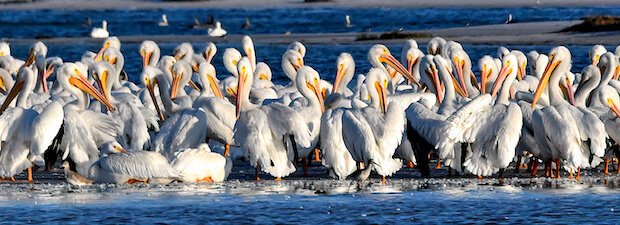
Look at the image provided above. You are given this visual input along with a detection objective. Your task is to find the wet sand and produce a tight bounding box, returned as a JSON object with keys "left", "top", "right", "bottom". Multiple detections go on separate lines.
{"left": 2, "top": 0, "right": 620, "bottom": 10}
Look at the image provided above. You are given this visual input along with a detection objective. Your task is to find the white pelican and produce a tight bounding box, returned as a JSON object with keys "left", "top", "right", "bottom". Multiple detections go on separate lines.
{"left": 478, "top": 55, "right": 499, "bottom": 94}
{"left": 208, "top": 21, "right": 227, "bottom": 37}
{"left": 140, "top": 40, "right": 161, "bottom": 69}
{"left": 90, "top": 20, "right": 109, "bottom": 38}
{"left": 0, "top": 42, "right": 9, "bottom": 56}
{"left": 277, "top": 50, "right": 305, "bottom": 98}
{"left": 171, "top": 144, "right": 232, "bottom": 182}
{"left": 368, "top": 44, "right": 419, "bottom": 88}
{"left": 94, "top": 36, "right": 120, "bottom": 62}
{"left": 440, "top": 54, "right": 523, "bottom": 177}
{"left": 234, "top": 57, "right": 311, "bottom": 180}
{"left": 250, "top": 62, "right": 278, "bottom": 104}
{"left": 192, "top": 62, "right": 236, "bottom": 157}
{"left": 55, "top": 63, "right": 120, "bottom": 176}
{"left": 89, "top": 141, "right": 178, "bottom": 184}
{"left": 341, "top": 68, "right": 405, "bottom": 183}
{"left": 242, "top": 35, "right": 256, "bottom": 70}
{"left": 202, "top": 42, "right": 217, "bottom": 64}
{"left": 287, "top": 41, "right": 306, "bottom": 58}
{"left": 450, "top": 48, "right": 478, "bottom": 97}
{"left": 173, "top": 42, "right": 194, "bottom": 63}
{"left": 158, "top": 14, "right": 169, "bottom": 27}
{"left": 0, "top": 68, "right": 63, "bottom": 182}
{"left": 91, "top": 62, "right": 155, "bottom": 150}
{"left": 531, "top": 46, "right": 606, "bottom": 178}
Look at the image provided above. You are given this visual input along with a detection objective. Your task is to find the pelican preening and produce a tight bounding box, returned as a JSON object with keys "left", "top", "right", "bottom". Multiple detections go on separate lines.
{"left": 2, "top": 36, "right": 620, "bottom": 186}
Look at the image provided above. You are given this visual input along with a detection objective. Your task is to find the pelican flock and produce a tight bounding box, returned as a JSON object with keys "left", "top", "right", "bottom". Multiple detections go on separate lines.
{"left": 1, "top": 35, "right": 620, "bottom": 185}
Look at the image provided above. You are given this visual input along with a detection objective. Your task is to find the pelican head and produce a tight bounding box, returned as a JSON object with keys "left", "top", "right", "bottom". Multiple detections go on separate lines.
{"left": 170, "top": 60, "right": 192, "bottom": 99}
{"left": 202, "top": 42, "right": 217, "bottom": 63}
{"left": 25, "top": 41, "right": 47, "bottom": 67}
{"left": 403, "top": 46, "right": 423, "bottom": 79}
{"left": 597, "top": 52, "right": 616, "bottom": 77}
{"left": 365, "top": 68, "right": 389, "bottom": 113}
{"left": 223, "top": 48, "right": 242, "bottom": 77}
{"left": 102, "top": 47, "right": 123, "bottom": 67}
{"left": 419, "top": 55, "right": 442, "bottom": 103}
{"left": 0, "top": 42, "right": 10, "bottom": 56}
{"left": 141, "top": 66, "right": 165, "bottom": 121}
{"left": 490, "top": 53, "right": 517, "bottom": 97}
{"left": 140, "top": 40, "right": 160, "bottom": 69}
{"left": 58, "top": 62, "right": 115, "bottom": 111}
{"left": 0, "top": 67, "right": 35, "bottom": 113}
{"left": 0, "top": 68, "right": 12, "bottom": 95}
{"left": 287, "top": 41, "right": 306, "bottom": 57}
{"left": 590, "top": 45, "right": 607, "bottom": 66}
{"left": 497, "top": 46, "right": 510, "bottom": 60}
{"left": 478, "top": 55, "right": 498, "bottom": 94}
{"left": 198, "top": 62, "right": 223, "bottom": 98}
{"left": 333, "top": 52, "right": 354, "bottom": 94}
{"left": 242, "top": 35, "right": 256, "bottom": 69}
{"left": 450, "top": 48, "right": 471, "bottom": 96}
{"left": 282, "top": 50, "right": 304, "bottom": 81}
{"left": 427, "top": 37, "right": 446, "bottom": 55}
{"left": 158, "top": 56, "right": 177, "bottom": 77}
{"left": 95, "top": 36, "right": 120, "bottom": 62}
{"left": 91, "top": 61, "right": 116, "bottom": 100}
{"left": 173, "top": 42, "right": 194, "bottom": 62}
{"left": 221, "top": 76, "right": 238, "bottom": 103}
{"left": 296, "top": 66, "right": 324, "bottom": 112}
{"left": 368, "top": 44, "right": 418, "bottom": 87}
{"left": 511, "top": 50, "right": 527, "bottom": 80}
{"left": 254, "top": 62, "right": 272, "bottom": 81}
{"left": 532, "top": 46, "right": 571, "bottom": 108}
{"left": 101, "top": 141, "right": 128, "bottom": 156}
{"left": 236, "top": 57, "right": 253, "bottom": 117}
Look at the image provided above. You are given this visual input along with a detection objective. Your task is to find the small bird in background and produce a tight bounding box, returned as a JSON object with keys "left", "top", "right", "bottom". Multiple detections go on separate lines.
{"left": 208, "top": 21, "right": 227, "bottom": 37}
{"left": 63, "top": 161, "right": 93, "bottom": 186}
{"left": 505, "top": 14, "right": 513, "bottom": 24}
{"left": 345, "top": 15, "right": 352, "bottom": 27}
{"left": 242, "top": 17, "right": 251, "bottom": 30}
{"left": 83, "top": 17, "right": 92, "bottom": 28}
{"left": 159, "top": 14, "right": 169, "bottom": 27}
{"left": 90, "top": 20, "right": 109, "bottom": 38}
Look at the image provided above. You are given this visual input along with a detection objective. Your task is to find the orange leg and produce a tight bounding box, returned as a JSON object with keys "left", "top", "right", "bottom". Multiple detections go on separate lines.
{"left": 224, "top": 144, "right": 230, "bottom": 157}
{"left": 27, "top": 166, "right": 33, "bottom": 183}
{"left": 555, "top": 159, "right": 561, "bottom": 178}
{"left": 255, "top": 165, "right": 261, "bottom": 181}
{"left": 569, "top": 168, "right": 574, "bottom": 179}
{"left": 545, "top": 160, "right": 552, "bottom": 177}
{"left": 477, "top": 175, "right": 483, "bottom": 180}
{"left": 515, "top": 156, "right": 522, "bottom": 173}
{"left": 9, "top": 177, "right": 15, "bottom": 182}
{"left": 435, "top": 159, "right": 441, "bottom": 169}
{"left": 314, "top": 148, "right": 320, "bottom": 162}
{"left": 197, "top": 177, "right": 214, "bottom": 182}
{"left": 274, "top": 177, "right": 282, "bottom": 181}
{"left": 0, "top": 176, "right": 6, "bottom": 181}
{"left": 407, "top": 161, "right": 415, "bottom": 168}
{"left": 381, "top": 176, "right": 386, "bottom": 185}
{"left": 604, "top": 159, "right": 609, "bottom": 175}
{"left": 576, "top": 168, "right": 581, "bottom": 181}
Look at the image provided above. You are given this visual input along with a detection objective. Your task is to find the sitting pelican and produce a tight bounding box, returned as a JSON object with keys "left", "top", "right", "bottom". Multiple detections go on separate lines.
{"left": 90, "top": 20, "right": 110, "bottom": 38}
{"left": 234, "top": 57, "right": 311, "bottom": 180}
{"left": 158, "top": 14, "right": 169, "bottom": 27}
{"left": 89, "top": 141, "right": 178, "bottom": 184}
{"left": 171, "top": 144, "right": 232, "bottom": 182}
{"left": 208, "top": 21, "right": 227, "bottom": 37}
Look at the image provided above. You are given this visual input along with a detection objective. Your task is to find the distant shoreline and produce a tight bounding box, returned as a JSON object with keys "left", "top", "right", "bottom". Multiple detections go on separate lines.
{"left": 2, "top": 0, "right": 620, "bottom": 10}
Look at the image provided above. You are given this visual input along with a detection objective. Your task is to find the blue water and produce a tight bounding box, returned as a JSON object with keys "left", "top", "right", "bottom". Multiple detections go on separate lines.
{"left": 1, "top": 7, "right": 620, "bottom": 38}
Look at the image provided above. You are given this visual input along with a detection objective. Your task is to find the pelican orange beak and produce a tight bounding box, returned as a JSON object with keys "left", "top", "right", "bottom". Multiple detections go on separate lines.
{"left": 490, "top": 64, "right": 512, "bottom": 97}
{"left": 333, "top": 63, "right": 346, "bottom": 94}
{"left": 407, "top": 54, "right": 419, "bottom": 75}
{"left": 447, "top": 66, "right": 467, "bottom": 97}
{"left": 236, "top": 67, "right": 247, "bottom": 118}
{"left": 471, "top": 72, "right": 480, "bottom": 91}
{"left": 170, "top": 70, "right": 182, "bottom": 99}
{"left": 0, "top": 79, "right": 24, "bottom": 115}
{"left": 189, "top": 80, "right": 201, "bottom": 92}
{"left": 379, "top": 53, "right": 420, "bottom": 88}
{"left": 246, "top": 48, "right": 255, "bottom": 70}
{"left": 480, "top": 65, "right": 490, "bottom": 94}
{"left": 207, "top": 74, "right": 224, "bottom": 98}
{"left": 453, "top": 57, "right": 468, "bottom": 96}
{"left": 41, "top": 63, "right": 56, "bottom": 93}
{"left": 113, "top": 146, "right": 128, "bottom": 154}
{"left": 425, "top": 67, "right": 442, "bottom": 103}
{"left": 24, "top": 49, "right": 35, "bottom": 67}
{"left": 532, "top": 57, "right": 561, "bottom": 109}
{"left": 95, "top": 42, "right": 110, "bottom": 62}
{"left": 259, "top": 73, "right": 268, "bottom": 80}
{"left": 94, "top": 70, "right": 110, "bottom": 101}
{"left": 306, "top": 78, "right": 325, "bottom": 112}
{"left": 71, "top": 69, "right": 116, "bottom": 112}
{"left": 517, "top": 62, "right": 526, "bottom": 81}
{"left": 292, "top": 58, "right": 303, "bottom": 71}
{"left": 607, "top": 98, "right": 620, "bottom": 118}
{"left": 560, "top": 75, "right": 575, "bottom": 105}
{"left": 614, "top": 65, "right": 620, "bottom": 80}
{"left": 204, "top": 49, "right": 214, "bottom": 63}
{"left": 374, "top": 80, "right": 388, "bottom": 113}
{"left": 145, "top": 77, "right": 165, "bottom": 122}
{"left": 141, "top": 50, "right": 152, "bottom": 69}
